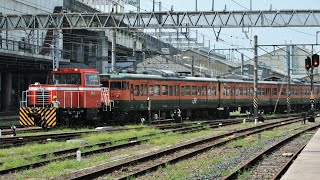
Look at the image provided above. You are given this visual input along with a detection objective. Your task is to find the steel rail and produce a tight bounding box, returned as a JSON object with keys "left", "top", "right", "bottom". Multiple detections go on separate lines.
{"left": 0, "top": 120, "right": 238, "bottom": 175}
{"left": 222, "top": 124, "right": 320, "bottom": 180}
{"left": 62, "top": 118, "right": 299, "bottom": 179}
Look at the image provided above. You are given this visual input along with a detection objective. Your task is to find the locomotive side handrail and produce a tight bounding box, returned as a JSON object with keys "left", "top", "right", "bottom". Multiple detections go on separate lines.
{"left": 63, "top": 91, "right": 86, "bottom": 108}
{"left": 20, "top": 90, "right": 29, "bottom": 108}
{"left": 101, "top": 87, "right": 113, "bottom": 111}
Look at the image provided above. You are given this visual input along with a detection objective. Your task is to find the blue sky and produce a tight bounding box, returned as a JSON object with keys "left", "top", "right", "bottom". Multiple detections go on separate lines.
{"left": 126, "top": 0, "right": 320, "bottom": 61}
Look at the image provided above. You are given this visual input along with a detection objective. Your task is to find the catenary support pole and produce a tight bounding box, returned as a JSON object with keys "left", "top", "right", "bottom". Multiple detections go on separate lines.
{"left": 111, "top": 29, "right": 116, "bottom": 73}
{"left": 287, "top": 45, "right": 291, "bottom": 115}
{"left": 241, "top": 53, "right": 244, "bottom": 75}
{"left": 253, "top": 35, "right": 258, "bottom": 119}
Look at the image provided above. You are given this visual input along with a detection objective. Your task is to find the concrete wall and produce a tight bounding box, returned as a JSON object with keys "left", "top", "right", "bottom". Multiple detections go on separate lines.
{"left": 181, "top": 50, "right": 230, "bottom": 75}
{"left": 1, "top": 0, "right": 63, "bottom": 57}
{"left": 258, "top": 46, "right": 309, "bottom": 75}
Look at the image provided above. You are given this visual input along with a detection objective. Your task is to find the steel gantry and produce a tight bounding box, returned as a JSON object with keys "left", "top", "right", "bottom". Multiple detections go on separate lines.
{"left": 2, "top": 10, "right": 320, "bottom": 30}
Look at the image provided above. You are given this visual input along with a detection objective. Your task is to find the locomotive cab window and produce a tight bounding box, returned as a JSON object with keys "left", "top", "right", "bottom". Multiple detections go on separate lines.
{"left": 85, "top": 74, "right": 100, "bottom": 86}
{"left": 53, "top": 73, "right": 81, "bottom": 85}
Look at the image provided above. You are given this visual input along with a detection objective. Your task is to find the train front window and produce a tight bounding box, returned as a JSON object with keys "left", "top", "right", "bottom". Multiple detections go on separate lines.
{"left": 110, "top": 81, "right": 129, "bottom": 90}
{"left": 53, "top": 73, "right": 81, "bottom": 85}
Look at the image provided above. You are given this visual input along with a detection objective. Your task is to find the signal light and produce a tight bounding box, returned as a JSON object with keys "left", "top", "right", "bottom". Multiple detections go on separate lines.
{"left": 305, "top": 57, "right": 311, "bottom": 71}
{"left": 312, "top": 54, "right": 319, "bottom": 67}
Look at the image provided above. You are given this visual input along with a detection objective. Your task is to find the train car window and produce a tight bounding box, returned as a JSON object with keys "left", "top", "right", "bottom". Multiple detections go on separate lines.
{"left": 192, "top": 86, "right": 197, "bottom": 96}
{"left": 243, "top": 87, "right": 247, "bottom": 96}
{"left": 135, "top": 85, "right": 140, "bottom": 96}
{"left": 181, "top": 86, "right": 185, "bottom": 96}
{"left": 198, "top": 86, "right": 201, "bottom": 96}
{"left": 262, "top": 88, "right": 265, "bottom": 96}
{"left": 111, "top": 82, "right": 121, "bottom": 90}
{"left": 143, "top": 84, "right": 148, "bottom": 96}
{"left": 212, "top": 86, "right": 216, "bottom": 96}
{"left": 130, "top": 84, "right": 134, "bottom": 94}
{"left": 257, "top": 88, "right": 261, "bottom": 96}
{"left": 110, "top": 81, "right": 128, "bottom": 90}
{"left": 223, "top": 87, "right": 227, "bottom": 96}
{"left": 177, "top": 85, "right": 180, "bottom": 96}
{"left": 273, "top": 88, "right": 277, "bottom": 96}
{"left": 154, "top": 85, "right": 160, "bottom": 96}
{"left": 169, "top": 86, "right": 173, "bottom": 96}
{"left": 202, "top": 86, "right": 207, "bottom": 96}
{"left": 239, "top": 87, "right": 243, "bottom": 96}
{"left": 162, "top": 85, "right": 168, "bottom": 96}
{"left": 139, "top": 84, "right": 143, "bottom": 96}
{"left": 207, "top": 86, "right": 211, "bottom": 96}
{"left": 236, "top": 88, "right": 240, "bottom": 96}
{"left": 185, "top": 86, "right": 191, "bottom": 96}
{"left": 268, "top": 88, "right": 271, "bottom": 96}
{"left": 250, "top": 88, "right": 253, "bottom": 96}
{"left": 227, "top": 87, "right": 231, "bottom": 96}
{"left": 85, "top": 74, "right": 100, "bottom": 86}
{"left": 174, "top": 86, "right": 177, "bottom": 96}
{"left": 149, "top": 85, "right": 154, "bottom": 96}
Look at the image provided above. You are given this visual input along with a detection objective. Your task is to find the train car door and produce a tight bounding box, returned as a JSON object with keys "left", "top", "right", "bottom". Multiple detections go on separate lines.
{"left": 129, "top": 81, "right": 134, "bottom": 108}
{"left": 231, "top": 83, "right": 236, "bottom": 106}
{"left": 174, "top": 83, "right": 180, "bottom": 109}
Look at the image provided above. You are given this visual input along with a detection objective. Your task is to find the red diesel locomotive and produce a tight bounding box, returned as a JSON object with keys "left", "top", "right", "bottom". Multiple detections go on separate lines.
{"left": 19, "top": 68, "right": 318, "bottom": 127}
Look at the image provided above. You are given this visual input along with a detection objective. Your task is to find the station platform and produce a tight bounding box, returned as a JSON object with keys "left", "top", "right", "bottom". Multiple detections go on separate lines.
{"left": 281, "top": 127, "right": 320, "bottom": 180}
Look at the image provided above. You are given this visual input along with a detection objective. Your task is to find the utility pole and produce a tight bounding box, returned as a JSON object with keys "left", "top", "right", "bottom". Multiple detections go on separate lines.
{"left": 153, "top": 0, "right": 155, "bottom": 12}
{"left": 53, "top": 28, "right": 59, "bottom": 69}
{"left": 241, "top": 53, "right": 244, "bottom": 75}
{"left": 137, "top": 0, "right": 140, "bottom": 12}
{"left": 111, "top": 29, "right": 117, "bottom": 73}
{"left": 191, "top": 56, "right": 195, "bottom": 77}
{"left": 212, "top": 0, "right": 215, "bottom": 11}
{"left": 195, "top": 0, "right": 198, "bottom": 11}
{"left": 310, "top": 45, "right": 315, "bottom": 121}
{"left": 253, "top": 35, "right": 258, "bottom": 120}
{"left": 286, "top": 46, "right": 291, "bottom": 115}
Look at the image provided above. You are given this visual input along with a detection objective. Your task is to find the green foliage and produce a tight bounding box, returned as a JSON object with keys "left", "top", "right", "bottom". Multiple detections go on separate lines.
{"left": 238, "top": 171, "right": 251, "bottom": 180}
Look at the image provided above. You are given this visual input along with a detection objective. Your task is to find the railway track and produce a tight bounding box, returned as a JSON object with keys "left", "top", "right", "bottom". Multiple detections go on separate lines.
{"left": 0, "top": 126, "right": 146, "bottom": 148}
{"left": 0, "top": 117, "right": 251, "bottom": 148}
{"left": 222, "top": 124, "right": 319, "bottom": 180}
{"left": 0, "top": 119, "right": 242, "bottom": 175}
{"left": 57, "top": 117, "right": 300, "bottom": 179}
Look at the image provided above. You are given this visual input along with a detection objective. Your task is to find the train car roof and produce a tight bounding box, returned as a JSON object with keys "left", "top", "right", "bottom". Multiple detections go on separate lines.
{"left": 100, "top": 73, "right": 220, "bottom": 82}
{"left": 100, "top": 73, "right": 316, "bottom": 86}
